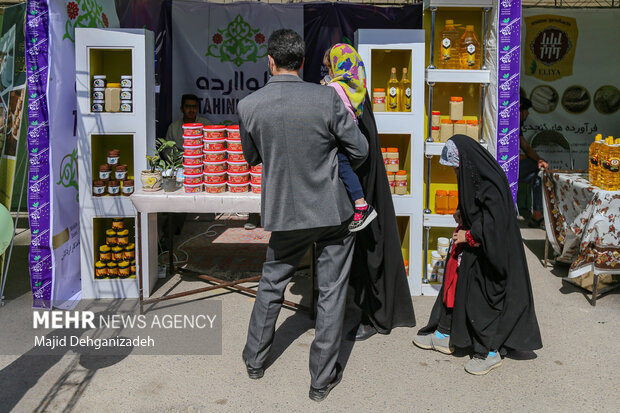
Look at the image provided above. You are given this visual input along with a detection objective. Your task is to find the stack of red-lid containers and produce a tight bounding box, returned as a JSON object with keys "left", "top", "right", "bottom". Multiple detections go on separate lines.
{"left": 250, "top": 164, "right": 262, "bottom": 193}
{"left": 225, "top": 125, "right": 250, "bottom": 193}
{"left": 203, "top": 125, "right": 228, "bottom": 193}
{"left": 182, "top": 123, "right": 205, "bottom": 193}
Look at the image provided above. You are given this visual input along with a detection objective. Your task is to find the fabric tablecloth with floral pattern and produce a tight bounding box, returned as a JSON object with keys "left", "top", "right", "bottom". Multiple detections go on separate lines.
{"left": 542, "top": 171, "right": 620, "bottom": 288}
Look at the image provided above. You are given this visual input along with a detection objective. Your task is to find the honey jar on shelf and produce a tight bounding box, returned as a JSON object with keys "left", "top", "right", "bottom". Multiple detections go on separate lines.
{"left": 99, "top": 245, "right": 112, "bottom": 262}
{"left": 454, "top": 120, "right": 467, "bottom": 135}
{"left": 107, "top": 262, "right": 118, "bottom": 278}
{"left": 112, "top": 246, "right": 124, "bottom": 262}
{"left": 449, "top": 97, "right": 463, "bottom": 121}
{"left": 118, "top": 261, "right": 131, "bottom": 278}
{"left": 112, "top": 218, "right": 124, "bottom": 231}
{"left": 124, "top": 243, "right": 135, "bottom": 260}
{"left": 95, "top": 261, "right": 108, "bottom": 279}
{"left": 117, "top": 229, "right": 130, "bottom": 247}
{"left": 105, "top": 229, "right": 117, "bottom": 247}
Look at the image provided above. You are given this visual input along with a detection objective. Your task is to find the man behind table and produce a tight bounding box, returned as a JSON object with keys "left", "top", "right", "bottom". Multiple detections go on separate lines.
{"left": 165, "top": 94, "right": 211, "bottom": 149}
{"left": 238, "top": 29, "right": 368, "bottom": 402}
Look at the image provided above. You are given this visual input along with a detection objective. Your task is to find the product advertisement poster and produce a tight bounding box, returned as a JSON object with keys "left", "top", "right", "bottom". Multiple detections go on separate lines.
{"left": 172, "top": 1, "right": 303, "bottom": 125}
{"left": 26, "top": 0, "right": 119, "bottom": 309}
{"left": 521, "top": 9, "right": 620, "bottom": 169}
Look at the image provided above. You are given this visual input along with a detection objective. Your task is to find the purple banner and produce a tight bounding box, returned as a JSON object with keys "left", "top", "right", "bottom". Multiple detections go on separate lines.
{"left": 496, "top": 0, "right": 522, "bottom": 203}
{"left": 26, "top": 1, "right": 53, "bottom": 309}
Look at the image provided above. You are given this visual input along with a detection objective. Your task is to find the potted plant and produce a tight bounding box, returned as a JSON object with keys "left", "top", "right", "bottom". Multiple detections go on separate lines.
{"left": 141, "top": 138, "right": 179, "bottom": 192}
{"left": 158, "top": 138, "right": 183, "bottom": 192}
{"left": 141, "top": 152, "right": 163, "bottom": 192}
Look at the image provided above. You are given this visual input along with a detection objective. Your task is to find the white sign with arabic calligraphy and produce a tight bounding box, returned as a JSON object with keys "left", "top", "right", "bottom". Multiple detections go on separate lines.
{"left": 172, "top": 2, "right": 303, "bottom": 125}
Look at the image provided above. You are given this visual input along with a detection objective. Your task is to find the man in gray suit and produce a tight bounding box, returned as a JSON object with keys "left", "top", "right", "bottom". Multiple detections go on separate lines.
{"left": 238, "top": 29, "right": 368, "bottom": 402}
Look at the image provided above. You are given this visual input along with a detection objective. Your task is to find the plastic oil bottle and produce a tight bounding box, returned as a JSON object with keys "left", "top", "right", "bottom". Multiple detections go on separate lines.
{"left": 611, "top": 138, "right": 620, "bottom": 191}
{"left": 386, "top": 67, "right": 400, "bottom": 112}
{"left": 589, "top": 134, "right": 603, "bottom": 186}
{"left": 600, "top": 136, "right": 614, "bottom": 190}
{"left": 460, "top": 25, "right": 481, "bottom": 70}
{"left": 439, "top": 20, "right": 460, "bottom": 69}
{"left": 399, "top": 68, "right": 411, "bottom": 112}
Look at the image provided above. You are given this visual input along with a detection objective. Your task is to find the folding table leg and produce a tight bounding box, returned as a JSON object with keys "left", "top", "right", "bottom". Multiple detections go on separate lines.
{"left": 591, "top": 272, "right": 598, "bottom": 307}
{"left": 168, "top": 214, "right": 174, "bottom": 277}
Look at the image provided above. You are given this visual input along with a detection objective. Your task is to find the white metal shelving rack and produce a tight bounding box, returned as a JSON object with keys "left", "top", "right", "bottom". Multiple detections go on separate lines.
{"left": 356, "top": 29, "right": 425, "bottom": 296}
{"left": 75, "top": 28, "right": 156, "bottom": 299}
{"left": 422, "top": 0, "right": 494, "bottom": 295}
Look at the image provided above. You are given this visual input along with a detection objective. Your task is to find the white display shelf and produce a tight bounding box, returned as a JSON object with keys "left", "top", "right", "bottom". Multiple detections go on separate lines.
{"left": 357, "top": 29, "right": 425, "bottom": 296}
{"left": 424, "top": 213, "right": 457, "bottom": 228}
{"left": 86, "top": 196, "right": 136, "bottom": 216}
{"left": 76, "top": 28, "right": 156, "bottom": 299}
{"left": 423, "top": 0, "right": 493, "bottom": 8}
{"left": 424, "top": 141, "right": 488, "bottom": 156}
{"left": 375, "top": 113, "right": 417, "bottom": 135}
{"left": 425, "top": 69, "right": 490, "bottom": 84}
{"left": 87, "top": 278, "right": 139, "bottom": 299}
{"left": 392, "top": 195, "right": 414, "bottom": 215}
{"left": 421, "top": 282, "right": 441, "bottom": 296}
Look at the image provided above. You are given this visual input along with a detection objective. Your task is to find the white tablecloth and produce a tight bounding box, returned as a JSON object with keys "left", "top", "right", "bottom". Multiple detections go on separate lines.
{"left": 542, "top": 171, "right": 620, "bottom": 287}
{"left": 130, "top": 188, "right": 261, "bottom": 214}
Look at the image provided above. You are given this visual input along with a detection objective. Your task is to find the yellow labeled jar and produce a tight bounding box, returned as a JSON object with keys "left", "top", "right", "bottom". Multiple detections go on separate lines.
{"left": 107, "top": 262, "right": 118, "bottom": 278}
{"left": 117, "top": 229, "right": 130, "bottom": 247}
{"left": 112, "top": 246, "right": 124, "bottom": 262}
{"left": 124, "top": 243, "right": 135, "bottom": 260}
{"left": 99, "top": 245, "right": 111, "bottom": 263}
{"left": 105, "top": 229, "right": 117, "bottom": 247}
{"left": 95, "top": 261, "right": 108, "bottom": 279}
{"left": 118, "top": 261, "right": 131, "bottom": 278}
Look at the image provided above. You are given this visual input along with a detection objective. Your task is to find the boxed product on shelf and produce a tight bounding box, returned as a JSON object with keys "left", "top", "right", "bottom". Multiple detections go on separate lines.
{"left": 372, "top": 88, "right": 386, "bottom": 112}
{"left": 454, "top": 120, "right": 467, "bottom": 135}
{"left": 449, "top": 96, "right": 463, "bottom": 120}
{"left": 394, "top": 170, "right": 408, "bottom": 195}
{"left": 440, "top": 119, "right": 453, "bottom": 142}
{"left": 466, "top": 120, "right": 479, "bottom": 141}
{"left": 385, "top": 147, "right": 399, "bottom": 172}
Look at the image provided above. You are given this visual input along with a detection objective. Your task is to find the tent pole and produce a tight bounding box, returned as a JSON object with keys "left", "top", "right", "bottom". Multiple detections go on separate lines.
{"left": 0, "top": 155, "right": 27, "bottom": 306}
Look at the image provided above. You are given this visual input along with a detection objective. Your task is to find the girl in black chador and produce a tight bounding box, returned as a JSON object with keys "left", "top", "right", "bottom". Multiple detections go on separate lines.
{"left": 413, "top": 135, "right": 542, "bottom": 375}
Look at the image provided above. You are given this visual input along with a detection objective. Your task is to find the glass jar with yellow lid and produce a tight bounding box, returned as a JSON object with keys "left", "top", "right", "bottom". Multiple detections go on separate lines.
{"left": 112, "top": 246, "right": 124, "bottom": 262}
{"left": 117, "top": 229, "right": 130, "bottom": 247}
{"left": 124, "top": 243, "right": 135, "bottom": 260}
{"left": 105, "top": 229, "right": 117, "bottom": 247}
{"left": 118, "top": 261, "right": 131, "bottom": 278}
{"left": 99, "top": 245, "right": 111, "bottom": 262}
{"left": 112, "top": 218, "right": 124, "bottom": 230}
{"left": 95, "top": 261, "right": 108, "bottom": 279}
{"left": 107, "top": 262, "right": 118, "bottom": 278}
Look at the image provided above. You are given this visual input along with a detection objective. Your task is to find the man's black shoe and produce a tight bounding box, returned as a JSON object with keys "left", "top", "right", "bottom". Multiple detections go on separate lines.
{"left": 346, "top": 323, "right": 377, "bottom": 341}
{"left": 243, "top": 359, "right": 264, "bottom": 379}
{"left": 309, "top": 363, "right": 342, "bottom": 402}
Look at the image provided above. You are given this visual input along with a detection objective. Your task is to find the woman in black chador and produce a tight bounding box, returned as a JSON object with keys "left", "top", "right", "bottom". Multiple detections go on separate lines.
{"left": 413, "top": 135, "right": 542, "bottom": 375}
{"left": 346, "top": 96, "right": 416, "bottom": 340}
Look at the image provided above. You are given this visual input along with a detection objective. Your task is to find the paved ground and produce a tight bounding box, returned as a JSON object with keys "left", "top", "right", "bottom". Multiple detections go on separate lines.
{"left": 0, "top": 224, "right": 619, "bottom": 413}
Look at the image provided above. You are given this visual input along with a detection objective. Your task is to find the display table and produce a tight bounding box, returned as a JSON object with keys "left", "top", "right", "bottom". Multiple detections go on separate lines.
{"left": 130, "top": 188, "right": 314, "bottom": 315}
{"left": 542, "top": 171, "right": 620, "bottom": 304}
